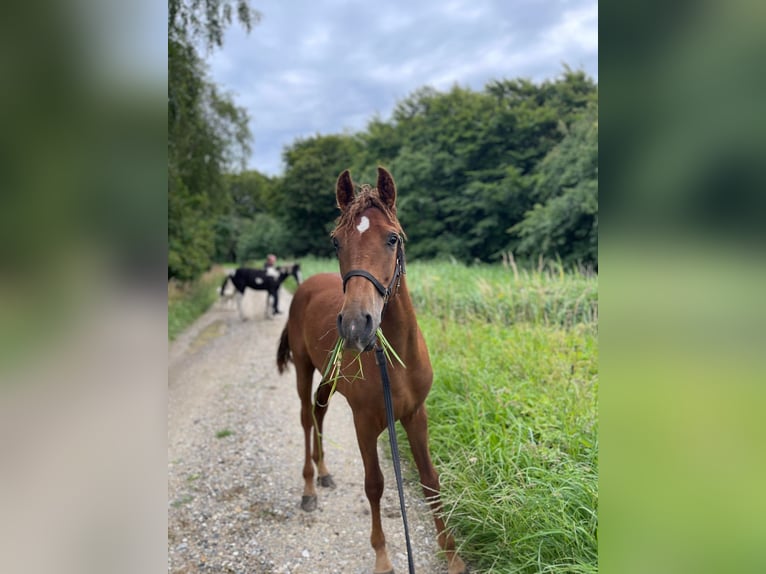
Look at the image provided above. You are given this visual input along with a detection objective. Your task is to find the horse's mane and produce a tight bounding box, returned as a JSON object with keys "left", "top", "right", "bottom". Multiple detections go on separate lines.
{"left": 332, "top": 184, "right": 406, "bottom": 239}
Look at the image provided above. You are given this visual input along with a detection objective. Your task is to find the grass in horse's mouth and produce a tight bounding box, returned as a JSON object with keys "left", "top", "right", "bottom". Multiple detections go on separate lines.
{"left": 313, "top": 330, "right": 407, "bottom": 466}
{"left": 375, "top": 328, "right": 406, "bottom": 369}
{"left": 320, "top": 329, "right": 406, "bottom": 397}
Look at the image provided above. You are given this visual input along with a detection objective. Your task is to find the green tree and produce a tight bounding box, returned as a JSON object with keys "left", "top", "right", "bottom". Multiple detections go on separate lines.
{"left": 236, "top": 213, "right": 292, "bottom": 264}
{"left": 169, "top": 0, "right": 259, "bottom": 50}
{"left": 278, "top": 134, "right": 363, "bottom": 256}
{"left": 390, "top": 86, "right": 491, "bottom": 260}
{"left": 353, "top": 116, "right": 402, "bottom": 178}
{"left": 213, "top": 170, "right": 280, "bottom": 263}
{"left": 383, "top": 72, "right": 596, "bottom": 262}
{"left": 167, "top": 0, "right": 257, "bottom": 280}
{"left": 511, "top": 104, "right": 598, "bottom": 267}
{"left": 168, "top": 172, "right": 215, "bottom": 279}
{"left": 226, "top": 170, "right": 279, "bottom": 217}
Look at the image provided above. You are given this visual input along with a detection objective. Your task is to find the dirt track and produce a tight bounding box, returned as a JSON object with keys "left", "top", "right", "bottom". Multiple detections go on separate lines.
{"left": 168, "top": 287, "right": 448, "bottom": 573}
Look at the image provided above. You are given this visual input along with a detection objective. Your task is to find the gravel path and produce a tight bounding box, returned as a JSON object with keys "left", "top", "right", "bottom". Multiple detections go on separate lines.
{"left": 168, "top": 288, "right": 448, "bottom": 574}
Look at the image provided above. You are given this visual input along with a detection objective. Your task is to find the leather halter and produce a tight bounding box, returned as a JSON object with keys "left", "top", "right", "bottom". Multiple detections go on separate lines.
{"left": 341, "top": 240, "right": 405, "bottom": 304}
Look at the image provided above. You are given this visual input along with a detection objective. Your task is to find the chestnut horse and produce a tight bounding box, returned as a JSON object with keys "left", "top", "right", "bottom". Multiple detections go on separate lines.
{"left": 277, "top": 168, "right": 466, "bottom": 574}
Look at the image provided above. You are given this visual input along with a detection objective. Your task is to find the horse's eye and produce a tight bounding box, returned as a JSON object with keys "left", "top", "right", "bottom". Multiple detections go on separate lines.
{"left": 332, "top": 237, "right": 340, "bottom": 253}
{"left": 387, "top": 234, "right": 399, "bottom": 247}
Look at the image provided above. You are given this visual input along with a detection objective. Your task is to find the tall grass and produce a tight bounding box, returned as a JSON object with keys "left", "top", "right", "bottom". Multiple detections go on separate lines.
{"left": 407, "top": 260, "right": 597, "bottom": 328}
{"left": 403, "top": 261, "right": 598, "bottom": 572}
{"left": 417, "top": 316, "right": 598, "bottom": 573}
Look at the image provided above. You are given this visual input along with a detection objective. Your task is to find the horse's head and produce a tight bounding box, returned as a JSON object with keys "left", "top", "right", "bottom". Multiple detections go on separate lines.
{"left": 278, "top": 263, "right": 302, "bottom": 286}
{"left": 332, "top": 167, "right": 405, "bottom": 352}
{"left": 291, "top": 263, "right": 302, "bottom": 285}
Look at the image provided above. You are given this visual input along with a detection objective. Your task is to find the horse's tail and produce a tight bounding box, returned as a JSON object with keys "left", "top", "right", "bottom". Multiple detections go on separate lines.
{"left": 277, "top": 326, "right": 292, "bottom": 374}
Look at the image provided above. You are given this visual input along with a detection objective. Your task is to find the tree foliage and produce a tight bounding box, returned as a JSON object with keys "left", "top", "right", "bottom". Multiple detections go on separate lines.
{"left": 255, "top": 69, "right": 598, "bottom": 267}
{"left": 169, "top": 0, "right": 260, "bottom": 50}
{"left": 171, "top": 62, "right": 598, "bottom": 278}
{"left": 236, "top": 213, "right": 292, "bottom": 264}
{"left": 512, "top": 105, "right": 598, "bottom": 267}
{"left": 278, "top": 134, "right": 363, "bottom": 257}
{"left": 253, "top": 71, "right": 597, "bottom": 267}
{"left": 213, "top": 171, "right": 280, "bottom": 263}
{"left": 167, "top": 0, "right": 256, "bottom": 280}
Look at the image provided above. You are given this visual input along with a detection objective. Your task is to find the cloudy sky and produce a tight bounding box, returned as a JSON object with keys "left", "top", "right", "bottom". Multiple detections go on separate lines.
{"left": 207, "top": 0, "right": 598, "bottom": 176}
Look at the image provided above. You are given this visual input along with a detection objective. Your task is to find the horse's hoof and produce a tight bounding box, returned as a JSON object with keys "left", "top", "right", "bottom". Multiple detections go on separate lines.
{"left": 374, "top": 570, "right": 394, "bottom": 574}
{"left": 317, "top": 474, "right": 336, "bottom": 489}
{"left": 301, "top": 495, "right": 317, "bottom": 512}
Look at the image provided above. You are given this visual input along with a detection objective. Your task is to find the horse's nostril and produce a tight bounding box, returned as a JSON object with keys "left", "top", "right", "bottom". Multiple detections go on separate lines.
{"left": 365, "top": 314, "right": 373, "bottom": 331}
{"left": 337, "top": 314, "right": 343, "bottom": 334}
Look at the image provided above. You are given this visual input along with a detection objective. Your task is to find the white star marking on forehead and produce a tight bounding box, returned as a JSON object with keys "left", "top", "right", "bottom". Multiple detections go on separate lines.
{"left": 356, "top": 216, "right": 370, "bottom": 234}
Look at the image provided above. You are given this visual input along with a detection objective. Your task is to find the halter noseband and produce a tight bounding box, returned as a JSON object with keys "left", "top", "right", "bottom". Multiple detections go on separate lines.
{"left": 341, "top": 240, "right": 406, "bottom": 304}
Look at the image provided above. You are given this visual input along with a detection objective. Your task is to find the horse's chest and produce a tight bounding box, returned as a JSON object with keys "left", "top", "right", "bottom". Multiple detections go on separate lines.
{"left": 341, "top": 370, "right": 428, "bottom": 418}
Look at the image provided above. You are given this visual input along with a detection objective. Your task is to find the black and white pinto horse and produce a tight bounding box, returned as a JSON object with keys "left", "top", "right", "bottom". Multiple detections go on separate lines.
{"left": 220, "top": 263, "right": 302, "bottom": 319}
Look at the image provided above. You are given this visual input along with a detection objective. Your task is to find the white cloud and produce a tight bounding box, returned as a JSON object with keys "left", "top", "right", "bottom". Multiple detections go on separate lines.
{"left": 541, "top": 4, "right": 598, "bottom": 55}
{"left": 441, "top": 0, "right": 490, "bottom": 21}
{"left": 376, "top": 11, "right": 415, "bottom": 33}
{"left": 207, "top": 50, "right": 233, "bottom": 77}
{"left": 278, "top": 70, "right": 319, "bottom": 89}
{"left": 300, "top": 26, "right": 332, "bottom": 57}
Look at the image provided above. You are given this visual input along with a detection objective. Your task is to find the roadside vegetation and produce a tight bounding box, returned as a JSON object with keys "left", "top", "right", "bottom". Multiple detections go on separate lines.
{"left": 168, "top": 266, "right": 227, "bottom": 341}
{"left": 409, "top": 263, "right": 597, "bottom": 573}
{"left": 420, "top": 316, "right": 596, "bottom": 571}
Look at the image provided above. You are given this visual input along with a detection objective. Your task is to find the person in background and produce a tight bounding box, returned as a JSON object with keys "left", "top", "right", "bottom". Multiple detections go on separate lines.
{"left": 265, "top": 253, "right": 277, "bottom": 272}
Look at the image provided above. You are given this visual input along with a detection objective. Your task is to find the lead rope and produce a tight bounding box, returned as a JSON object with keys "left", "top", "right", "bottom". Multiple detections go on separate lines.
{"left": 375, "top": 344, "right": 416, "bottom": 574}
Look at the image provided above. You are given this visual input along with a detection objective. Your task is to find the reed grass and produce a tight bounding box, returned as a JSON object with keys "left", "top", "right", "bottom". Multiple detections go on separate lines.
{"left": 412, "top": 316, "right": 598, "bottom": 573}
{"left": 406, "top": 261, "right": 597, "bottom": 329}
{"left": 319, "top": 328, "right": 406, "bottom": 399}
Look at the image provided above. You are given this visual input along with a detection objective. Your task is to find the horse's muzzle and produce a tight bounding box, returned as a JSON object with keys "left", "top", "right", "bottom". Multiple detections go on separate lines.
{"left": 337, "top": 312, "right": 376, "bottom": 352}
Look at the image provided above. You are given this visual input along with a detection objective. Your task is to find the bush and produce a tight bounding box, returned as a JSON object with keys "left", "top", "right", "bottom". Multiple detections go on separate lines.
{"left": 236, "top": 213, "right": 291, "bottom": 264}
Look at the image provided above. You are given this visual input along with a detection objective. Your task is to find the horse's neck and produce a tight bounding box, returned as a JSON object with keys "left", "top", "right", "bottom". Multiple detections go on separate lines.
{"left": 382, "top": 278, "right": 419, "bottom": 339}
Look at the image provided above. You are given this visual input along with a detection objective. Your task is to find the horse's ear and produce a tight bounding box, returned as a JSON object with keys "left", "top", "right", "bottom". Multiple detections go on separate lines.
{"left": 376, "top": 166, "right": 397, "bottom": 209}
{"left": 336, "top": 170, "right": 355, "bottom": 211}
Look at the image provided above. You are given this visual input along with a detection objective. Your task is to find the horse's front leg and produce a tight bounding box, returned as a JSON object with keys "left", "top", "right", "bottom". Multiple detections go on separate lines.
{"left": 272, "top": 286, "right": 281, "bottom": 314}
{"left": 312, "top": 381, "right": 336, "bottom": 489}
{"left": 354, "top": 415, "right": 393, "bottom": 574}
{"left": 296, "top": 364, "right": 318, "bottom": 511}
{"left": 236, "top": 291, "right": 247, "bottom": 320}
{"left": 264, "top": 290, "right": 272, "bottom": 319}
{"left": 401, "top": 405, "right": 467, "bottom": 574}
